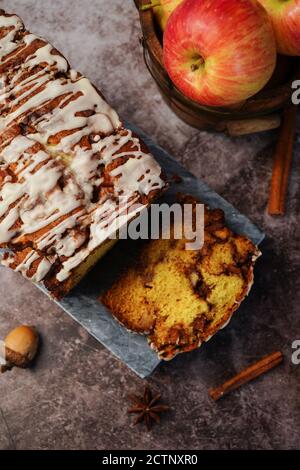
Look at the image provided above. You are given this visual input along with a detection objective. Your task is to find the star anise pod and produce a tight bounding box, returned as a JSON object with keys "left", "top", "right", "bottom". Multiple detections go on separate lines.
{"left": 128, "top": 386, "right": 170, "bottom": 430}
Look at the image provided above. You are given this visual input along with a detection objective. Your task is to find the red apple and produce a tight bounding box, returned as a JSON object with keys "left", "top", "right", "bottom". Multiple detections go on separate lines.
{"left": 141, "top": 0, "right": 183, "bottom": 31}
{"left": 163, "top": 0, "right": 277, "bottom": 107}
{"left": 257, "top": 0, "right": 300, "bottom": 55}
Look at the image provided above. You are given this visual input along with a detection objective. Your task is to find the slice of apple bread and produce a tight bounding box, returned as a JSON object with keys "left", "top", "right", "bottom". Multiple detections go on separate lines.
{"left": 102, "top": 195, "right": 260, "bottom": 360}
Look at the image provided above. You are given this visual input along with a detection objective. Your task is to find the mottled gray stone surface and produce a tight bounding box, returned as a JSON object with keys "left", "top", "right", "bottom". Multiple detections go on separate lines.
{"left": 0, "top": 0, "right": 299, "bottom": 450}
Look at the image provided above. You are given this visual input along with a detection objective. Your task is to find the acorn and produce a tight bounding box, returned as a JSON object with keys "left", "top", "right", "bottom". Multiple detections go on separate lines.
{"left": 1, "top": 325, "right": 39, "bottom": 373}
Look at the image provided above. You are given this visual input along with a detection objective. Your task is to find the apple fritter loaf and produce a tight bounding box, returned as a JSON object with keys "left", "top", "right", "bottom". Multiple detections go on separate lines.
{"left": 0, "top": 10, "right": 166, "bottom": 298}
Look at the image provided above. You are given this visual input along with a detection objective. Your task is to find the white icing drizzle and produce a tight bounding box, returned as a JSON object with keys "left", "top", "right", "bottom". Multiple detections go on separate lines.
{"left": 110, "top": 153, "right": 163, "bottom": 195}
{"left": 0, "top": 135, "right": 34, "bottom": 163}
{"left": 0, "top": 11, "right": 165, "bottom": 289}
{"left": 15, "top": 250, "right": 39, "bottom": 273}
{"left": 25, "top": 43, "right": 68, "bottom": 72}
{"left": 0, "top": 14, "right": 23, "bottom": 57}
{"left": 33, "top": 257, "right": 52, "bottom": 282}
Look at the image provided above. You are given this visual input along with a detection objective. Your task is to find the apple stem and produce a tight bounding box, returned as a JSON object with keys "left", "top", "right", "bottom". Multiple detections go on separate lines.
{"left": 140, "top": 1, "right": 161, "bottom": 11}
{"left": 191, "top": 56, "right": 205, "bottom": 72}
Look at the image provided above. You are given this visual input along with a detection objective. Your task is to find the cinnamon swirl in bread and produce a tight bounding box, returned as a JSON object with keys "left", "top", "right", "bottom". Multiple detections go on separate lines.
{"left": 0, "top": 10, "right": 166, "bottom": 298}
{"left": 102, "top": 195, "right": 260, "bottom": 360}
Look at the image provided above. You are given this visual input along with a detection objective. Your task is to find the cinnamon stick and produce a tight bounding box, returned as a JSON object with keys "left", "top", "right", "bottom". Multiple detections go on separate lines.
{"left": 209, "top": 351, "right": 283, "bottom": 401}
{"left": 268, "top": 104, "right": 297, "bottom": 215}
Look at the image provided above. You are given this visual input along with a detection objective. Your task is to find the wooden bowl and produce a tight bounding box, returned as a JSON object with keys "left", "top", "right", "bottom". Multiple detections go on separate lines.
{"left": 135, "top": 0, "right": 300, "bottom": 135}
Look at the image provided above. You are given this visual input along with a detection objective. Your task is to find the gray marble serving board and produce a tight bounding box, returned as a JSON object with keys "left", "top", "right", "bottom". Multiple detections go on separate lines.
{"left": 4, "top": 124, "right": 265, "bottom": 379}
